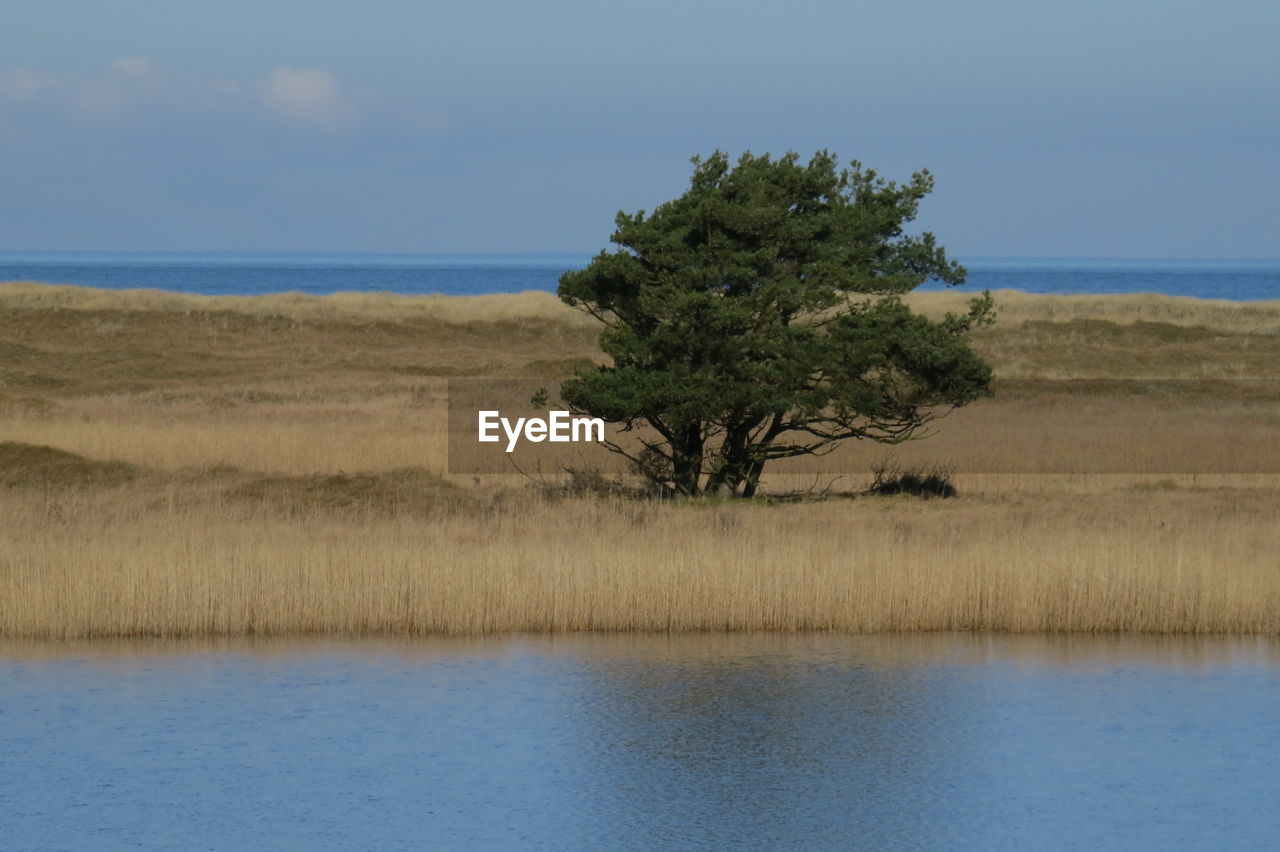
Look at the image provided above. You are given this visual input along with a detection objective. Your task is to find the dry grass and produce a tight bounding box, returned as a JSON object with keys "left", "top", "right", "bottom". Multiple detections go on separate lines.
{"left": 1, "top": 484, "right": 1277, "bottom": 637}
{"left": 2, "top": 281, "right": 1279, "bottom": 637}
{"left": 0, "top": 280, "right": 598, "bottom": 325}
{"left": 4, "top": 280, "right": 1278, "bottom": 331}
{"left": 1, "top": 281, "right": 1276, "bottom": 475}
{"left": 904, "top": 288, "right": 1280, "bottom": 333}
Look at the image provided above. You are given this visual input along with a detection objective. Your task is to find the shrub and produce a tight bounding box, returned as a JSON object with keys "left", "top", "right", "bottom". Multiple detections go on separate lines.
{"left": 865, "top": 458, "right": 957, "bottom": 499}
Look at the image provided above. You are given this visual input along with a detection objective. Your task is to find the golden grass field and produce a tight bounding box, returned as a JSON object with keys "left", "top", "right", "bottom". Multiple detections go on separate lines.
{"left": 1, "top": 281, "right": 1278, "bottom": 637}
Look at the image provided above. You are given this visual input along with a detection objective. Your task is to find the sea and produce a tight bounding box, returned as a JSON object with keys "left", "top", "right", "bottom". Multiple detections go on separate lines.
{"left": 1, "top": 252, "right": 1277, "bottom": 300}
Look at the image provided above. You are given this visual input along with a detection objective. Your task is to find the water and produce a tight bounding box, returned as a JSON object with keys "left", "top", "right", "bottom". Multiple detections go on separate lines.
{"left": 1, "top": 252, "right": 1277, "bottom": 300}
{"left": 2, "top": 634, "right": 1277, "bottom": 850}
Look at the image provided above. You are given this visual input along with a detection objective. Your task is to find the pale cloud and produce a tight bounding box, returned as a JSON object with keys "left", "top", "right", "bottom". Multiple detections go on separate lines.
{"left": 0, "top": 68, "right": 53, "bottom": 102}
{"left": 257, "top": 67, "right": 351, "bottom": 125}
{"left": 108, "top": 57, "right": 154, "bottom": 76}
{"left": 0, "top": 62, "right": 369, "bottom": 132}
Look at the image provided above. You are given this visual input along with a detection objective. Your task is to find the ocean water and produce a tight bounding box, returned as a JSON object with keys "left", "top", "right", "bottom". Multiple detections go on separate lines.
{"left": 1, "top": 252, "right": 1277, "bottom": 300}
{"left": 2, "top": 634, "right": 1277, "bottom": 851}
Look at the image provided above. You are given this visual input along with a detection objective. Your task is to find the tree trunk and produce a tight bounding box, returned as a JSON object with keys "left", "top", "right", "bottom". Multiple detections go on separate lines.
{"left": 707, "top": 424, "right": 752, "bottom": 496}
{"left": 738, "top": 414, "right": 785, "bottom": 498}
{"left": 670, "top": 425, "right": 704, "bottom": 496}
{"left": 741, "top": 457, "right": 766, "bottom": 497}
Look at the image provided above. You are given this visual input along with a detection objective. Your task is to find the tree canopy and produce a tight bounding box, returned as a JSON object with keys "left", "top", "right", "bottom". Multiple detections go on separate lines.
{"left": 557, "top": 150, "right": 994, "bottom": 497}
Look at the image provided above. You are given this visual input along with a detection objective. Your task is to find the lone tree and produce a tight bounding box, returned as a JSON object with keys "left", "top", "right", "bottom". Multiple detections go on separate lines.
{"left": 557, "top": 150, "right": 994, "bottom": 497}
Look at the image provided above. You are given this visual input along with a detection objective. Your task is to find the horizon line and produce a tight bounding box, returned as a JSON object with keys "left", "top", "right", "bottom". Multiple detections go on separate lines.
{"left": 2, "top": 250, "right": 1279, "bottom": 263}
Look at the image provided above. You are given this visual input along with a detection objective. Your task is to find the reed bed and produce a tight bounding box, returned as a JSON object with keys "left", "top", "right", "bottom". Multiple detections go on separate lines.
{"left": 1, "top": 485, "right": 1277, "bottom": 637}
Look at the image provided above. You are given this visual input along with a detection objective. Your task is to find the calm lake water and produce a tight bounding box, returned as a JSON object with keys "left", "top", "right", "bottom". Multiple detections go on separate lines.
{"left": 2, "top": 633, "right": 1277, "bottom": 850}
{"left": 1, "top": 253, "right": 1278, "bottom": 300}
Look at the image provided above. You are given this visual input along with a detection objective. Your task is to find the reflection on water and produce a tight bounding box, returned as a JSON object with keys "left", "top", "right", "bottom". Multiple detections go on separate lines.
{"left": 2, "top": 634, "right": 1277, "bottom": 850}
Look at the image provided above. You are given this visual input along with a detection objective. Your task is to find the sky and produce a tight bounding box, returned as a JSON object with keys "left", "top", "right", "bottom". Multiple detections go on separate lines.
{"left": 1, "top": 0, "right": 1277, "bottom": 257}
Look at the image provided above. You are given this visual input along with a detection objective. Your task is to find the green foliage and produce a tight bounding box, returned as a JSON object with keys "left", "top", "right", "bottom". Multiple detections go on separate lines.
{"left": 558, "top": 150, "right": 994, "bottom": 496}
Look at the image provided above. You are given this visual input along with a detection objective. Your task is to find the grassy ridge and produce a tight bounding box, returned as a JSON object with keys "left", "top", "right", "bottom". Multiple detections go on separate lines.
{"left": 1, "top": 281, "right": 1278, "bottom": 637}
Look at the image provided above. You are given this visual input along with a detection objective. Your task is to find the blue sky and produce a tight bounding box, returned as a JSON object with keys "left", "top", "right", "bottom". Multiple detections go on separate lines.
{"left": 2, "top": 0, "right": 1276, "bottom": 257}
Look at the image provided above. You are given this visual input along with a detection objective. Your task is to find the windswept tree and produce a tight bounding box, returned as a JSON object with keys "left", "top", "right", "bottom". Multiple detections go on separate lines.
{"left": 557, "top": 150, "right": 994, "bottom": 497}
